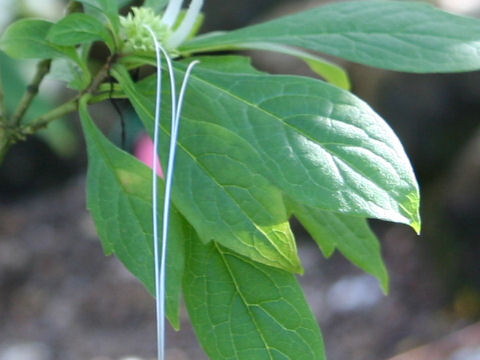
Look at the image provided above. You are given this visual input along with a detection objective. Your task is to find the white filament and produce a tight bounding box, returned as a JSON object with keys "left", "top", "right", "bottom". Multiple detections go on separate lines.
{"left": 166, "top": 0, "right": 204, "bottom": 49}
{"left": 162, "top": 0, "right": 183, "bottom": 27}
{"left": 143, "top": 24, "right": 198, "bottom": 360}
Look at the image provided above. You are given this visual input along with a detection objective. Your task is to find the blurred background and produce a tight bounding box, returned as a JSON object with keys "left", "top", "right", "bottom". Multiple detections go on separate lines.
{"left": 0, "top": 0, "right": 479, "bottom": 359}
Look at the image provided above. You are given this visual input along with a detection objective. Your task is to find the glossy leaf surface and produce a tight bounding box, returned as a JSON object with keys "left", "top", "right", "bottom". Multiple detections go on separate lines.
{"left": 146, "top": 56, "right": 419, "bottom": 229}
{"left": 113, "top": 64, "right": 302, "bottom": 274}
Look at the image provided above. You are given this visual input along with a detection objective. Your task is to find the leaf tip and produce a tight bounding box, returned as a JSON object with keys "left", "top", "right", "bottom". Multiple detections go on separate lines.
{"left": 400, "top": 190, "right": 421, "bottom": 235}
{"left": 379, "top": 270, "right": 390, "bottom": 295}
{"left": 411, "top": 219, "right": 422, "bottom": 236}
{"left": 295, "top": 262, "right": 305, "bottom": 275}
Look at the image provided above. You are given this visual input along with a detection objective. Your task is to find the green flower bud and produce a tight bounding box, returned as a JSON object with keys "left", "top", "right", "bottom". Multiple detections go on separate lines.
{"left": 120, "top": 7, "right": 172, "bottom": 52}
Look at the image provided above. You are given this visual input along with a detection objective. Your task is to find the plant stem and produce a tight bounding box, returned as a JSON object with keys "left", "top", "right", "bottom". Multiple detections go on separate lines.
{"left": 22, "top": 58, "right": 114, "bottom": 134}
{"left": 22, "top": 99, "right": 79, "bottom": 135}
{"left": 0, "top": 54, "right": 115, "bottom": 166}
{"left": 11, "top": 59, "right": 52, "bottom": 127}
{"left": 0, "top": 3, "right": 116, "bottom": 165}
{"left": 0, "top": 126, "right": 11, "bottom": 164}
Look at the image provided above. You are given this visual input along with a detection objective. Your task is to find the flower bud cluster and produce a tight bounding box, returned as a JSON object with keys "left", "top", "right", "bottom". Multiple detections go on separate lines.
{"left": 120, "top": 0, "right": 204, "bottom": 53}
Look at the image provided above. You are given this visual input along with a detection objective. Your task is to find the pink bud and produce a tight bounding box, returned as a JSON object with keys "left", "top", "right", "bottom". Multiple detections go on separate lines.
{"left": 134, "top": 133, "right": 164, "bottom": 178}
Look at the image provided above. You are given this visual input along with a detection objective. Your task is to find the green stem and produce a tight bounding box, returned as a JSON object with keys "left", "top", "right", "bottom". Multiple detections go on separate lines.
{"left": 22, "top": 99, "right": 79, "bottom": 135}
{"left": 0, "top": 54, "right": 115, "bottom": 165}
{"left": 0, "top": 126, "right": 11, "bottom": 164}
{"left": 0, "top": 2, "right": 116, "bottom": 166}
{"left": 21, "top": 62, "right": 114, "bottom": 134}
{"left": 21, "top": 54, "right": 116, "bottom": 133}
{"left": 11, "top": 59, "right": 52, "bottom": 126}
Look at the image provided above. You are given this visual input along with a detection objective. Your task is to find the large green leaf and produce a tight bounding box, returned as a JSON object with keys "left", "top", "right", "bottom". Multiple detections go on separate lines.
{"left": 48, "top": 13, "right": 114, "bottom": 48}
{"left": 288, "top": 200, "right": 389, "bottom": 293}
{"left": 181, "top": 1, "right": 480, "bottom": 73}
{"left": 157, "top": 56, "right": 419, "bottom": 232}
{"left": 0, "top": 19, "right": 75, "bottom": 60}
{"left": 119, "top": 55, "right": 419, "bottom": 241}
{"left": 113, "top": 64, "right": 302, "bottom": 274}
{"left": 80, "top": 97, "right": 185, "bottom": 329}
{"left": 184, "top": 237, "right": 326, "bottom": 360}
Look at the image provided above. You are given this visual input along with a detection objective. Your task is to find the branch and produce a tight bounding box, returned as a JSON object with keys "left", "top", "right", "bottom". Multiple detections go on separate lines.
{"left": 0, "top": 53, "right": 116, "bottom": 166}
{"left": 11, "top": 59, "right": 52, "bottom": 126}
{"left": 22, "top": 99, "right": 79, "bottom": 135}
{"left": 20, "top": 57, "right": 115, "bottom": 134}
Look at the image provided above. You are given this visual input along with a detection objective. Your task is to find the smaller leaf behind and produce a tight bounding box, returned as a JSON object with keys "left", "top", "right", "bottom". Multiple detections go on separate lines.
{"left": 184, "top": 236, "right": 326, "bottom": 360}
{"left": 80, "top": 97, "right": 185, "bottom": 329}
{"left": 186, "top": 41, "right": 351, "bottom": 90}
{"left": 47, "top": 13, "right": 114, "bottom": 50}
{"left": 288, "top": 200, "right": 389, "bottom": 293}
{"left": 0, "top": 19, "right": 76, "bottom": 60}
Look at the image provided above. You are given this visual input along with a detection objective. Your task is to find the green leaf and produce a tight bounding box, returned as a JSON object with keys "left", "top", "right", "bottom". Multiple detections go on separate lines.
{"left": 0, "top": 19, "right": 76, "bottom": 60}
{"left": 184, "top": 237, "right": 326, "bottom": 360}
{"left": 49, "top": 58, "right": 91, "bottom": 91}
{"left": 182, "top": 1, "right": 480, "bottom": 73}
{"left": 172, "top": 56, "right": 420, "bottom": 232}
{"left": 48, "top": 13, "right": 114, "bottom": 49}
{"left": 113, "top": 64, "right": 302, "bottom": 274}
{"left": 80, "top": 97, "right": 185, "bottom": 329}
{"left": 77, "top": 0, "right": 120, "bottom": 32}
{"left": 288, "top": 200, "right": 389, "bottom": 293}
{"left": 235, "top": 42, "right": 350, "bottom": 90}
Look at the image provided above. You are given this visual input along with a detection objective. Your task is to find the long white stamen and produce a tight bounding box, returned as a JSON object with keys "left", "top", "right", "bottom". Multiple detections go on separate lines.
{"left": 162, "top": 0, "right": 184, "bottom": 28}
{"left": 166, "top": 61, "right": 199, "bottom": 217}
{"left": 143, "top": 24, "right": 164, "bottom": 360}
{"left": 166, "top": 0, "right": 204, "bottom": 49}
{"left": 175, "top": 61, "right": 199, "bottom": 134}
{"left": 143, "top": 24, "right": 198, "bottom": 360}
{"left": 143, "top": 24, "right": 176, "bottom": 360}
